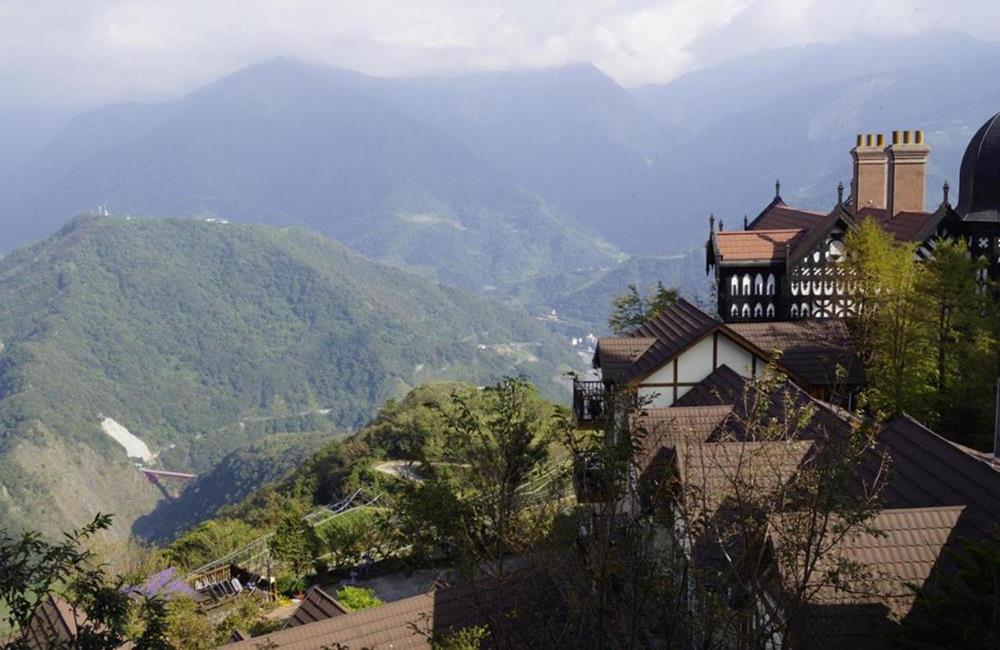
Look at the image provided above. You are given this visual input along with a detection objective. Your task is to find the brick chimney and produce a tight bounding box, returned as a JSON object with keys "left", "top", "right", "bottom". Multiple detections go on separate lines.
{"left": 851, "top": 133, "right": 888, "bottom": 211}
{"left": 887, "top": 130, "right": 931, "bottom": 216}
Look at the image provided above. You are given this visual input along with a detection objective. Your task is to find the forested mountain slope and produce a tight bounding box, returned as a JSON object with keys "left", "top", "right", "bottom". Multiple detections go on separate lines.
{"left": 0, "top": 217, "right": 576, "bottom": 538}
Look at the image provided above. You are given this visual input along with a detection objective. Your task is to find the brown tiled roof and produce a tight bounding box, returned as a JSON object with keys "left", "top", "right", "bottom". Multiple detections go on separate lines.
{"left": 855, "top": 415, "right": 1000, "bottom": 542}
{"left": 226, "top": 583, "right": 483, "bottom": 650}
{"left": 749, "top": 201, "right": 826, "bottom": 231}
{"left": 281, "top": 586, "right": 348, "bottom": 630}
{"left": 677, "top": 441, "right": 813, "bottom": 520}
{"left": 674, "top": 364, "right": 747, "bottom": 407}
{"left": 727, "top": 320, "right": 865, "bottom": 387}
{"left": 855, "top": 207, "right": 938, "bottom": 242}
{"left": 788, "top": 204, "right": 856, "bottom": 264}
{"left": 593, "top": 337, "right": 656, "bottom": 382}
{"left": 634, "top": 405, "right": 733, "bottom": 473}
{"left": 18, "top": 596, "right": 133, "bottom": 650}
{"left": 713, "top": 229, "right": 802, "bottom": 263}
{"left": 783, "top": 506, "right": 964, "bottom": 648}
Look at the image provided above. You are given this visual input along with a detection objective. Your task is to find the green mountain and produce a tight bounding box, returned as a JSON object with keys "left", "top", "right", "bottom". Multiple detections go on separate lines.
{"left": 0, "top": 59, "right": 616, "bottom": 290}
{"left": 0, "top": 216, "right": 577, "bottom": 538}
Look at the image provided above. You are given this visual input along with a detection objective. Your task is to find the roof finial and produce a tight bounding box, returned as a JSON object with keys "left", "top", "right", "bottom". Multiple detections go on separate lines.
{"left": 743, "top": 214, "right": 749, "bottom": 230}
{"left": 719, "top": 220, "right": 724, "bottom": 232}
{"left": 942, "top": 181, "right": 950, "bottom": 205}
{"left": 837, "top": 181, "right": 844, "bottom": 205}
{"left": 709, "top": 213, "right": 715, "bottom": 233}
{"left": 775, "top": 179, "right": 781, "bottom": 201}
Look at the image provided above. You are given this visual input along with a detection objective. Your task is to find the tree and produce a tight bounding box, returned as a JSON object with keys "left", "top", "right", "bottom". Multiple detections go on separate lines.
{"left": 843, "top": 220, "right": 932, "bottom": 418}
{"left": 269, "top": 510, "right": 320, "bottom": 581}
{"left": 608, "top": 282, "right": 678, "bottom": 334}
{"left": 334, "top": 586, "right": 382, "bottom": 611}
{"left": 0, "top": 513, "right": 170, "bottom": 649}
{"left": 916, "top": 238, "right": 998, "bottom": 447}
{"left": 166, "top": 519, "right": 258, "bottom": 571}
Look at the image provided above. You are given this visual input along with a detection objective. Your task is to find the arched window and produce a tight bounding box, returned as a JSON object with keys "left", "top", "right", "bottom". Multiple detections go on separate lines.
{"left": 754, "top": 273, "right": 764, "bottom": 295}
{"left": 742, "top": 303, "right": 751, "bottom": 319}
{"left": 742, "top": 274, "right": 751, "bottom": 295}
{"left": 754, "top": 303, "right": 763, "bottom": 318}
{"left": 766, "top": 303, "right": 775, "bottom": 318}
{"left": 766, "top": 273, "right": 776, "bottom": 295}
{"left": 801, "top": 302, "right": 810, "bottom": 317}
{"left": 730, "top": 275, "right": 740, "bottom": 296}
{"left": 731, "top": 304, "right": 739, "bottom": 319}
{"left": 790, "top": 304, "right": 799, "bottom": 318}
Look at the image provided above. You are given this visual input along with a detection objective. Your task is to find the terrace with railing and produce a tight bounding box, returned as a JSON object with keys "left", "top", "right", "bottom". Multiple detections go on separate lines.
{"left": 572, "top": 379, "right": 610, "bottom": 428}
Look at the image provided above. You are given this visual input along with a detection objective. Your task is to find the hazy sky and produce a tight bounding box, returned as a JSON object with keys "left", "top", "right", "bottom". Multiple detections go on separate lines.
{"left": 2, "top": 0, "right": 1000, "bottom": 108}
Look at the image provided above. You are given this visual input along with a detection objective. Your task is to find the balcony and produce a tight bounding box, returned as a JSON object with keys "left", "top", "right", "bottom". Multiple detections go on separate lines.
{"left": 572, "top": 379, "right": 609, "bottom": 428}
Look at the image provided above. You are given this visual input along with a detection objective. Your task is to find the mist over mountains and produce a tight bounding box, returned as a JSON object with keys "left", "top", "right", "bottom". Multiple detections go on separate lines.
{"left": 2, "top": 31, "right": 999, "bottom": 268}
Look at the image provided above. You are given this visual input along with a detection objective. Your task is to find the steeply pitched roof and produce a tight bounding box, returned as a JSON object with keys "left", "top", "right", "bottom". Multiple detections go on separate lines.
{"left": 676, "top": 441, "right": 814, "bottom": 521}
{"left": 227, "top": 583, "right": 483, "bottom": 650}
{"left": 856, "top": 415, "right": 1000, "bottom": 542}
{"left": 593, "top": 337, "right": 656, "bottom": 382}
{"left": 282, "top": 586, "right": 348, "bottom": 630}
{"left": 597, "top": 298, "right": 719, "bottom": 384}
{"left": 674, "top": 364, "right": 747, "bottom": 407}
{"left": 713, "top": 229, "right": 802, "bottom": 263}
{"left": 727, "top": 320, "right": 865, "bottom": 387}
{"left": 783, "top": 505, "right": 964, "bottom": 649}
{"left": 748, "top": 200, "right": 826, "bottom": 231}
{"left": 635, "top": 405, "right": 733, "bottom": 473}
{"left": 788, "top": 204, "right": 856, "bottom": 264}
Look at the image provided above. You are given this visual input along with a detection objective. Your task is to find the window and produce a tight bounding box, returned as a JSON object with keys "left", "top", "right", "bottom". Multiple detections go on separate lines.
{"left": 742, "top": 274, "right": 751, "bottom": 295}
{"left": 754, "top": 303, "right": 763, "bottom": 318}
{"left": 742, "top": 303, "right": 751, "bottom": 318}
{"left": 766, "top": 303, "right": 775, "bottom": 318}
{"left": 731, "top": 275, "right": 740, "bottom": 296}
{"left": 766, "top": 273, "right": 776, "bottom": 295}
{"left": 790, "top": 304, "right": 799, "bottom": 318}
{"left": 754, "top": 273, "right": 764, "bottom": 295}
{"left": 731, "top": 304, "right": 739, "bottom": 319}
{"left": 801, "top": 302, "right": 810, "bottom": 317}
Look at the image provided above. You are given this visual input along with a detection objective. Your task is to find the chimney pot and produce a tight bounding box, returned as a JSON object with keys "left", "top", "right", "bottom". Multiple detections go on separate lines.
{"left": 915, "top": 130, "right": 924, "bottom": 144}
{"left": 892, "top": 130, "right": 901, "bottom": 145}
{"left": 877, "top": 133, "right": 885, "bottom": 147}
{"left": 903, "top": 130, "right": 912, "bottom": 144}
{"left": 856, "top": 134, "right": 863, "bottom": 147}
{"left": 865, "top": 133, "right": 873, "bottom": 147}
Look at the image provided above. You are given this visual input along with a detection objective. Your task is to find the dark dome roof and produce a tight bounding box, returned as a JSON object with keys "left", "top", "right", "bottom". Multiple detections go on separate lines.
{"left": 958, "top": 111, "right": 1000, "bottom": 221}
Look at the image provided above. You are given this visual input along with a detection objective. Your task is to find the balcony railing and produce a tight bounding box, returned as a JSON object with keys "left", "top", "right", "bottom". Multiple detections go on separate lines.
{"left": 573, "top": 379, "right": 609, "bottom": 428}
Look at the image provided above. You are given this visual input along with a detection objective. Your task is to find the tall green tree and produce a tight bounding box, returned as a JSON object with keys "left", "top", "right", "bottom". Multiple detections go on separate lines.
{"left": 915, "top": 238, "right": 997, "bottom": 446}
{"left": 608, "top": 282, "right": 678, "bottom": 334}
{"left": 844, "top": 220, "right": 933, "bottom": 418}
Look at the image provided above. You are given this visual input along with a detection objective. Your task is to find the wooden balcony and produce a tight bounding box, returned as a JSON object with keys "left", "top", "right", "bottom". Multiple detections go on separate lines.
{"left": 573, "top": 379, "right": 609, "bottom": 428}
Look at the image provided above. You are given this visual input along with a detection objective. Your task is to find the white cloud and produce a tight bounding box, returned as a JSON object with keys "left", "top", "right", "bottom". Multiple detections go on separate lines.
{"left": 0, "top": 0, "right": 998, "bottom": 107}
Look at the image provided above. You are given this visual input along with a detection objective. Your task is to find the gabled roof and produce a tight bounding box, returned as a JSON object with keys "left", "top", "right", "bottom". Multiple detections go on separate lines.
{"left": 674, "top": 364, "right": 747, "bottom": 407}
{"left": 712, "top": 229, "right": 802, "bottom": 264}
{"left": 593, "top": 337, "right": 656, "bottom": 382}
{"left": 597, "top": 298, "right": 718, "bottom": 384}
{"left": 780, "top": 505, "right": 965, "bottom": 649}
{"left": 227, "top": 582, "right": 483, "bottom": 650}
{"left": 788, "top": 203, "right": 856, "bottom": 265}
{"left": 676, "top": 440, "right": 814, "bottom": 521}
{"left": 748, "top": 199, "right": 826, "bottom": 231}
{"left": 856, "top": 415, "right": 1000, "bottom": 542}
{"left": 727, "top": 320, "right": 865, "bottom": 387}
{"left": 282, "top": 586, "right": 348, "bottom": 630}
{"left": 635, "top": 405, "right": 733, "bottom": 473}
